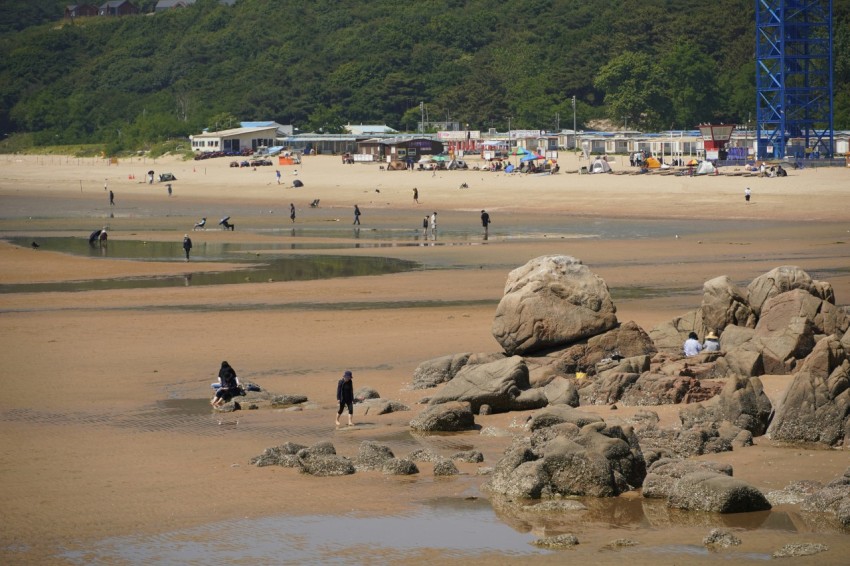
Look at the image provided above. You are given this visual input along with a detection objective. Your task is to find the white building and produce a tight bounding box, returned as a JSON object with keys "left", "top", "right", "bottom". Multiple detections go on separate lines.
{"left": 190, "top": 126, "right": 278, "bottom": 154}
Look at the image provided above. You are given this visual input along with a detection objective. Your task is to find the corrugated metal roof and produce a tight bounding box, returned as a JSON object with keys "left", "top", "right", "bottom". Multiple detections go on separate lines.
{"left": 193, "top": 126, "right": 278, "bottom": 138}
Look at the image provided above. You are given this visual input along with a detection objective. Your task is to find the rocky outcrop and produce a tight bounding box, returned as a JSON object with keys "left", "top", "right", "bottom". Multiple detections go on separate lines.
{"left": 643, "top": 458, "right": 771, "bottom": 513}
{"left": 354, "top": 441, "right": 395, "bottom": 470}
{"left": 679, "top": 376, "right": 773, "bottom": 436}
{"left": 767, "top": 338, "right": 850, "bottom": 447}
{"left": 433, "top": 459, "right": 460, "bottom": 476}
{"left": 409, "top": 401, "right": 475, "bottom": 432}
{"left": 549, "top": 321, "right": 656, "bottom": 375}
{"left": 295, "top": 442, "right": 355, "bottom": 477}
{"left": 747, "top": 265, "right": 833, "bottom": 317}
{"left": 484, "top": 420, "right": 646, "bottom": 499}
{"left": 426, "top": 356, "right": 547, "bottom": 414}
{"left": 700, "top": 275, "right": 756, "bottom": 332}
{"left": 576, "top": 355, "right": 650, "bottom": 405}
{"left": 492, "top": 255, "right": 618, "bottom": 355}
{"left": 634, "top": 414, "right": 752, "bottom": 461}
{"left": 800, "top": 466, "right": 850, "bottom": 527}
{"left": 542, "top": 376, "right": 580, "bottom": 406}
{"left": 412, "top": 353, "right": 472, "bottom": 389}
{"left": 527, "top": 405, "right": 604, "bottom": 431}
{"left": 382, "top": 458, "right": 419, "bottom": 475}
{"left": 250, "top": 442, "right": 306, "bottom": 467}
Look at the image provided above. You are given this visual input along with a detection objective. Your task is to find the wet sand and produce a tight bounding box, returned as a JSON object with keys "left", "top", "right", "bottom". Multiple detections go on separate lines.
{"left": 1, "top": 153, "right": 849, "bottom": 564}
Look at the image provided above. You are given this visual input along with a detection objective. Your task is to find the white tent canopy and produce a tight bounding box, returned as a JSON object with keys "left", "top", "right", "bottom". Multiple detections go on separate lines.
{"left": 695, "top": 161, "right": 716, "bottom": 175}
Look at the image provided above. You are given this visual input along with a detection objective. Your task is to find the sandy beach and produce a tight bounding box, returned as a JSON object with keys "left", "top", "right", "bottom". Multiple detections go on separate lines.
{"left": 1, "top": 152, "right": 849, "bottom": 564}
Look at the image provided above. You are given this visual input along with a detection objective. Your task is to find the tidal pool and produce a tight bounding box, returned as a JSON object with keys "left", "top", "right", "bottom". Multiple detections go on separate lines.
{"left": 1, "top": 237, "right": 421, "bottom": 293}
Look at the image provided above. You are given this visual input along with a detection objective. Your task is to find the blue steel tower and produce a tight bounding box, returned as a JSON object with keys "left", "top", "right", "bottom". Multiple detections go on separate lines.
{"left": 755, "top": 0, "right": 834, "bottom": 159}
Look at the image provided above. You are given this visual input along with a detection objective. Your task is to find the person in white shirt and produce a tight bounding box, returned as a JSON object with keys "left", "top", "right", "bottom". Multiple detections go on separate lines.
{"left": 683, "top": 332, "right": 703, "bottom": 357}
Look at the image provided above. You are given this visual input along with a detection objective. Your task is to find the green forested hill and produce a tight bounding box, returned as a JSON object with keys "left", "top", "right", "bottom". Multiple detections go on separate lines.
{"left": 1, "top": 0, "right": 848, "bottom": 150}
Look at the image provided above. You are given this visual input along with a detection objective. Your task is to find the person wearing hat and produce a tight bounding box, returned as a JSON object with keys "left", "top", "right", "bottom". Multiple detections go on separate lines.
{"left": 336, "top": 370, "right": 355, "bottom": 426}
{"left": 182, "top": 234, "right": 193, "bottom": 262}
{"left": 703, "top": 331, "right": 721, "bottom": 352}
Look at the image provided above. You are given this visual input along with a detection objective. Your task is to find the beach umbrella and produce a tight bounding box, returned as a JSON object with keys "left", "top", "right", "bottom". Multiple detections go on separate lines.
{"left": 508, "top": 147, "right": 531, "bottom": 156}
{"left": 430, "top": 155, "right": 449, "bottom": 162}
{"left": 219, "top": 216, "right": 230, "bottom": 225}
{"left": 686, "top": 158, "right": 699, "bottom": 166}
{"left": 520, "top": 153, "right": 542, "bottom": 162}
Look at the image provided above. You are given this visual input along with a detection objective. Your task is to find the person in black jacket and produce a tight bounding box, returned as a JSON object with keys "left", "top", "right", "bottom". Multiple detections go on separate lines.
{"left": 336, "top": 370, "right": 354, "bottom": 426}
{"left": 211, "top": 361, "right": 242, "bottom": 407}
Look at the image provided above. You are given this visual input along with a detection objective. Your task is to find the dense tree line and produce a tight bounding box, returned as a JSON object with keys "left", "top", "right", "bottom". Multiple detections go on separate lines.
{"left": 1, "top": 0, "right": 848, "bottom": 151}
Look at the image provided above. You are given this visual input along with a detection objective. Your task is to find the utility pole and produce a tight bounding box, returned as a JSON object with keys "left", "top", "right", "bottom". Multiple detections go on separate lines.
{"left": 572, "top": 95, "right": 577, "bottom": 150}
{"left": 419, "top": 102, "right": 424, "bottom": 134}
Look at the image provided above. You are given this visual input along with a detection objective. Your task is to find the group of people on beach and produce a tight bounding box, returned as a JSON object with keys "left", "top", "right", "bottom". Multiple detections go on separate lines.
{"left": 210, "top": 361, "right": 356, "bottom": 427}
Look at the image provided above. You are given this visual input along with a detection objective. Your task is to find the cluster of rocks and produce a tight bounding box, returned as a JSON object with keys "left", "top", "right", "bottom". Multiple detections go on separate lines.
{"left": 406, "top": 256, "right": 850, "bottom": 519}
{"left": 215, "top": 384, "right": 409, "bottom": 416}
{"left": 250, "top": 439, "right": 483, "bottom": 478}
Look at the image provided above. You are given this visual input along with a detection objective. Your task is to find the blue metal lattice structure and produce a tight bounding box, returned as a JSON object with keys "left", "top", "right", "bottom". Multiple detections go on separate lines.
{"left": 755, "top": 0, "right": 834, "bottom": 159}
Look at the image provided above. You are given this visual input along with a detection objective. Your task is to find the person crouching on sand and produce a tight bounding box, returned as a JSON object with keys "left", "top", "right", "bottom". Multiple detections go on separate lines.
{"left": 212, "top": 361, "right": 241, "bottom": 407}
{"left": 336, "top": 370, "right": 354, "bottom": 426}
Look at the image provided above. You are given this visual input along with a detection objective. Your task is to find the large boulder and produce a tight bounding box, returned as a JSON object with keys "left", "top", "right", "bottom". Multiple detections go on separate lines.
{"left": 492, "top": 255, "right": 618, "bottom": 355}
{"left": 409, "top": 401, "right": 475, "bottom": 432}
{"left": 649, "top": 310, "right": 699, "bottom": 353}
{"left": 426, "top": 356, "right": 547, "bottom": 414}
{"left": 766, "top": 338, "right": 850, "bottom": 447}
{"left": 719, "top": 324, "right": 757, "bottom": 351}
{"left": 643, "top": 458, "right": 771, "bottom": 513}
{"left": 699, "top": 275, "right": 756, "bottom": 332}
{"left": 412, "top": 353, "right": 472, "bottom": 389}
{"left": 542, "top": 376, "right": 580, "bottom": 407}
{"left": 483, "top": 420, "right": 646, "bottom": 499}
{"left": 679, "top": 376, "right": 773, "bottom": 436}
{"left": 753, "top": 293, "right": 818, "bottom": 374}
{"left": 747, "top": 265, "right": 834, "bottom": 317}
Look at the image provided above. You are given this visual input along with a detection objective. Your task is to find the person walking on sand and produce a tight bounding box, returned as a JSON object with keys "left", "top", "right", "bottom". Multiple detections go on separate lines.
{"left": 290, "top": 203, "right": 296, "bottom": 223}
{"left": 109, "top": 190, "right": 115, "bottom": 207}
{"left": 182, "top": 234, "right": 192, "bottom": 262}
{"left": 430, "top": 211, "right": 438, "bottom": 233}
{"left": 336, "top": 370, "right": 355, "bottom": 426}
{"left": 413, "top": 187, "right": 419, "bottom": 204}
{"left": 422, "top": 215, "right": 429, "bottom": 235}
{"left": 745, "top": 187, "right": 751, "bottom": 203}
{"left": 353, "top": 204, "right": 361, "bottom": 225}
{"left": 481, "top": 209, "right": 491, "bottom": 237}
{"left": 276, "top": 170, "right": 282, "bottom": 185}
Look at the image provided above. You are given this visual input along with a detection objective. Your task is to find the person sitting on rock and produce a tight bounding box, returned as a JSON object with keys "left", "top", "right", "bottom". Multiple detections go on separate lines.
{"left": 702, "top": 331, "right": 721, "bottom": 352}
{"left": 683, "top": 331, "right": 703, "bottom": 357}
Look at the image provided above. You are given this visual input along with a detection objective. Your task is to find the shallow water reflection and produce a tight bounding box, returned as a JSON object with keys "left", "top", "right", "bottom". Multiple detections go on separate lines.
{"left": 60, "top": 500, "right": 543, "bottom": 564}
{"left": 1, "top": 237, "right": 421, "bottom": 293}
